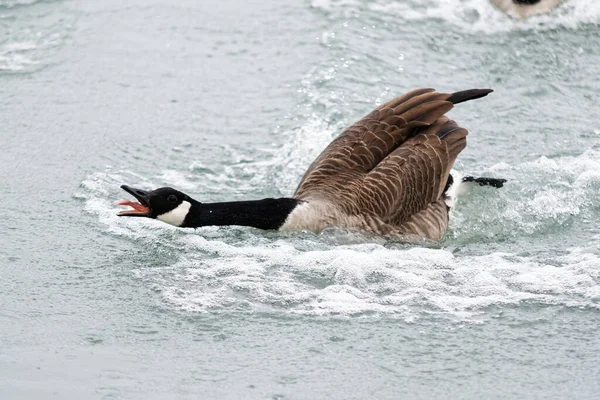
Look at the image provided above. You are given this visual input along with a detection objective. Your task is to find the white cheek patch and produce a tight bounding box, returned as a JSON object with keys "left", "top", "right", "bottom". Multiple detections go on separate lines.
{"left": 157, "top": 201, "right": 191, "bottom": 226}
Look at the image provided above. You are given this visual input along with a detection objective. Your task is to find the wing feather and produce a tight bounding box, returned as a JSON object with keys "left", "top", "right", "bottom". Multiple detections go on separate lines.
{"left": 293, "top": 88, "right": 492, "bottom": 235}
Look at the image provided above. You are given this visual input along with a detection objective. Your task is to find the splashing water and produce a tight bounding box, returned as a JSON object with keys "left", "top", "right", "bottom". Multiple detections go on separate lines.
{"left": 313, "top": 0, "right": 600, "bottom": 33}
{"left": 76, "top": 124, "right": 600, "bottom": 321}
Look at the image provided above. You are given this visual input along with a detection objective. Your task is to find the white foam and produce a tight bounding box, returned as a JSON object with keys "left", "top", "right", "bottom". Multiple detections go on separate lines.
{"left": 135, "top": 237, "right": 600, "bottom": 320}
{"left": 0, "top": 0, "right": 43, "bottom": 8}
{"left": 312, "top": 0, "right": 600, "bottom": 33}
{"left": 451, "top": 150, "right": 600, "bottom": 240}
{"left": 0, "top": 1, "right": 73, "bottom": 72}
{"left": 0, "top": 42, "right": 40, "bottom": 72}
{"left": 263, "top": 118, "right": 340, "bottom": 195}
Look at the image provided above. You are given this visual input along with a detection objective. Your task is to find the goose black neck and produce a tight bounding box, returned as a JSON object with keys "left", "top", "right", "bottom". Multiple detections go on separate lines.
{"left": 181, "top": 198, "right": 301, "bottom": 230}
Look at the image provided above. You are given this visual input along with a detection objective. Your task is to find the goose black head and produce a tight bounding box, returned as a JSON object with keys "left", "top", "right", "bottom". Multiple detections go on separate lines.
{"left": 116, "top": 185, "right": 197, "bottom": 226}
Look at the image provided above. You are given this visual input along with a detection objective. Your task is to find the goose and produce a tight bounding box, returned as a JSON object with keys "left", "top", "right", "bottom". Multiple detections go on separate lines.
{"left": 491, "top": 0, "right": 568, "bottom": 19}
{"left": 117, "top": 88, "right": 506, "bottom": 242}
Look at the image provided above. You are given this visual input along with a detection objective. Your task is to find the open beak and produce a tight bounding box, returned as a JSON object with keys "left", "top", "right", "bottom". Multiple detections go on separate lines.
{"left": 116, "top": 185, "right": 152, "bottom": 217}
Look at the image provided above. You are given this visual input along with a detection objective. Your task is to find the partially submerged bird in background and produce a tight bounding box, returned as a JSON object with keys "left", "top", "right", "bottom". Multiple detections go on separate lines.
{"left": 491, "top": 0, "right": 568, "bottom": 19}
{"left": 117, "top": 88, "right": 506, "bottom": 242}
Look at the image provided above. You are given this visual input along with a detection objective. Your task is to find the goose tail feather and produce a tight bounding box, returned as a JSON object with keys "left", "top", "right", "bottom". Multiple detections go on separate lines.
{"left": 444, "top": 172, "right": 506, "bottom": 208}
{"left": 446, "top": 89, "right": 493, "bottom": 105}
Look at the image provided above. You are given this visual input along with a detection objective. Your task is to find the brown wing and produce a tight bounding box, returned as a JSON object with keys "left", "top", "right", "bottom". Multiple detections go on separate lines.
{"left": 293, "top": 88, "right": 491, "bottom": 224}
{"left": 360, "top": 117, "right": 467, "bottom": 226}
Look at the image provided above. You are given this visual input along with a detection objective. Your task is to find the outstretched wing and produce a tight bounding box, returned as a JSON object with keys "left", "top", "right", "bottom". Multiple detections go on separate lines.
{"left": 293, "top": 88, "right": 492, "bottom": 225}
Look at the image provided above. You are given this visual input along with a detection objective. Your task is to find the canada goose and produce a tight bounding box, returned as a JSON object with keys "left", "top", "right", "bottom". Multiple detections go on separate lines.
{"left": 491, "top": 0, "right": 568, "bottom": 19}
{"left": 117, "top": 88, "right": 506, "bottom": 242}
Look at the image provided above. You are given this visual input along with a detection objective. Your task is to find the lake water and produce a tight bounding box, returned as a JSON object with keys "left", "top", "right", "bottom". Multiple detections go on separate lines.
{"left": 2, "top": 0, "right": 600, "bottom": 398}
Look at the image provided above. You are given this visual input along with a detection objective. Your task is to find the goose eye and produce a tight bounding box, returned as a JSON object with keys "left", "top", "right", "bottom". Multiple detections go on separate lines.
{"left": 167, "top": 195, "right": 178, "bottom": 203}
